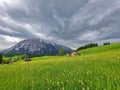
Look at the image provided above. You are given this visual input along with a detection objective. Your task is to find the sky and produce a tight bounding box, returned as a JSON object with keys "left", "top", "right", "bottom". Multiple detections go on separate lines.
{"left": 0, "top": 0, "right": 120, "bottom": 50}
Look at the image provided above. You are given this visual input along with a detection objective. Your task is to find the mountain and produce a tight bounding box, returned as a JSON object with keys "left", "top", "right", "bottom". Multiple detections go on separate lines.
{"left": 3, "top": 38, "right": 72, "bottom": 56}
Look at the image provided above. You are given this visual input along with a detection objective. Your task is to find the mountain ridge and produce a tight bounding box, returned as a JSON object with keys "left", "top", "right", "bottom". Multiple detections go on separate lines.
{"left": 3, "top": 38, "right": 72, "bottom": 56}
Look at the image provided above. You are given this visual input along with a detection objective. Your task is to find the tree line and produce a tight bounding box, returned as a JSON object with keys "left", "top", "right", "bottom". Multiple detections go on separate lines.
{"left": 77, "top": 42, "right": 111, "bottom": 51}
{"left": 77, "top": 43, "right": 98, "bottom": 51}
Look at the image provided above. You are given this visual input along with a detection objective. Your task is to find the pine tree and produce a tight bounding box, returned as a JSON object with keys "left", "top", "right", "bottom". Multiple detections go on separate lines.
{"left": 58, "top": 48, "right": 64, "bottom": 56}
{"left": 0, "top": 53, "right": 3, "bottom": 64}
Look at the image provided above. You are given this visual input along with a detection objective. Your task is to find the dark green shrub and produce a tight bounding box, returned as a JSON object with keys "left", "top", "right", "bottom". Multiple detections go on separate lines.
{"left": 0, "top": 53, "right": 3, "bottom": 64}
{"left": 12, "top": 58, "right": 19, "bottom": 62}
{"left": 21, "top": 55, "right": 26, "bottom": 60}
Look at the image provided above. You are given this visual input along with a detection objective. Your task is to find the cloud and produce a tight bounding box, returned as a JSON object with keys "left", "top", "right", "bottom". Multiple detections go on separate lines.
{"left": 0, "top": 0, "right": 120, "bottom": 50}
{"left": 0, "top": 34, "right": 23, "bottom": 43}
{"left": 0, "top": 34, "right": 23, "bottom": 50}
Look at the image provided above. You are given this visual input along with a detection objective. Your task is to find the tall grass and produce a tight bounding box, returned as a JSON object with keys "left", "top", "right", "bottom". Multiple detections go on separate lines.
{"left": 0, "top": 50, "right": 120, "bottom": 90}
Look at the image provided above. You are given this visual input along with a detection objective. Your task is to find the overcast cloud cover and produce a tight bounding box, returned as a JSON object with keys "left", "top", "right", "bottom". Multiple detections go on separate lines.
{"left": 0, "top": 0, "right": 120, "bottom": 50}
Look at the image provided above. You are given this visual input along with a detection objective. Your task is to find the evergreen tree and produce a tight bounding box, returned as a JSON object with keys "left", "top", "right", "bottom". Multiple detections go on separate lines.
{"left": 58, "top": 48, "right": 64, "bottom": 56}
{"left": 103, "top": 42, "right": 110, "bottom": 46}
{"left": 0, "top": 53, "right": 3, "bottom": 64}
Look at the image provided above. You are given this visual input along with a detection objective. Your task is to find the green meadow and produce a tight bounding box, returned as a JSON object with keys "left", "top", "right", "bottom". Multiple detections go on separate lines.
{"left": 0, "top": 43, "right": 120, "bottom": 90}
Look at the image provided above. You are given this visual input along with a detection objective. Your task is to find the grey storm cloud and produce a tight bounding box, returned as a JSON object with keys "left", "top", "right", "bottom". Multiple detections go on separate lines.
{"left": 0, "top": 0, "right": 120, "bottom": 50}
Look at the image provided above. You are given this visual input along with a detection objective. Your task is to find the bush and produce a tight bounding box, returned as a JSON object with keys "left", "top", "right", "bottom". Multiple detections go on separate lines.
{"left": 21, "top": 55, "right": 26, "bottom": 60}
{"left": 2, "top": 59, "right": 10, "bottom": 64}
{"left": 12, "top": 58, "right": 19, "bottom": 62}
{"left": 2, "top": 57, "right": 19, "bottom": 64}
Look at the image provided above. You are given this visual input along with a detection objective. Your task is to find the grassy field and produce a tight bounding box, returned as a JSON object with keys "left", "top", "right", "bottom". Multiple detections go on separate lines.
{"left": 78, "top": 42, "right": 120, "bottom": 55}
{"left": 0, "top": 43, "right": 120, "bottom": 90}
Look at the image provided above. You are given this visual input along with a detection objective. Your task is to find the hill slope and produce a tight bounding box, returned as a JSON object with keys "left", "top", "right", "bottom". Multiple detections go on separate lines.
{"left": 78, "top": 42, "right": 120, "bottom": 55}
{"left": 0, "top": 47, "right": 120, "bottom": 90}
